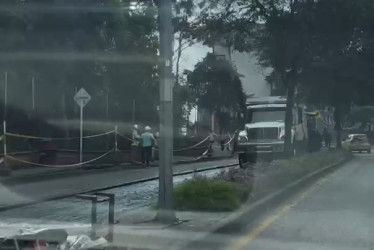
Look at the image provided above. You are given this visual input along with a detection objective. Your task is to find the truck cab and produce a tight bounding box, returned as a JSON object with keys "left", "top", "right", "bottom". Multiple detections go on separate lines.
{"left": 236, "top": 96, "right": 307, "bottom": 166}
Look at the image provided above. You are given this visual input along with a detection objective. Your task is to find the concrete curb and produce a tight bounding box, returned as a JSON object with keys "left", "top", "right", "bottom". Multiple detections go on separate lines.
{"left": 4, "top": 155, "right": 234, "bottom": 180}
{"left": 0, "top": 162, "right": 238, "bottom": 213}
{"left": 185, "top": 154, "right": 354, "bottom": 248}
{"left": 1, "top": 156, "right": 235, "bottom": 185}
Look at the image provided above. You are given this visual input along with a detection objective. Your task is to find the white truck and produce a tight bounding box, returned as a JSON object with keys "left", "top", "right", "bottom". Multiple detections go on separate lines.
{"left": 236, "top": 96, "right": 309, "bottom": 166}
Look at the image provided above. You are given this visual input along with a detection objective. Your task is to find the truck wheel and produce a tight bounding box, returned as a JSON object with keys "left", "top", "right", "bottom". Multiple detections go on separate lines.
{"left": 239, "top": 153, "right": 247, "bottom": 169}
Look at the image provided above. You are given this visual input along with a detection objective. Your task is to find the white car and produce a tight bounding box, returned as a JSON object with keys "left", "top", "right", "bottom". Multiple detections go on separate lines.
{"left": 343, "top": 134, "right": 371, "bottom": 153}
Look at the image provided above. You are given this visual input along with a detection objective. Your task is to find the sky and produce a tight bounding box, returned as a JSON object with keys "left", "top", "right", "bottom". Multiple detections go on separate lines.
{"left": 176, "top": 42, "right": 211, "bottom": 123}
{"left": 177, "top": 42, "right": 211, "bottom": 72}
{"left": 177, "top": 42, "right": 270, "bottom": 123}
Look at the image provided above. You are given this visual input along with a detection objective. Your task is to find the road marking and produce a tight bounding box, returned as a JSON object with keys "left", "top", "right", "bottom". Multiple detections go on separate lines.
{"left": 230, "top": 175, "right": 331, "bottom": 250}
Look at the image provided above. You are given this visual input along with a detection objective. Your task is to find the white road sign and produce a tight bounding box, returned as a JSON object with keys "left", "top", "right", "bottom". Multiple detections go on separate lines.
{"left": 74, "top": 88, "right": 91, "bottom": 164}
{"left": 74, "top": 88, "right": 91, "bottom": 108}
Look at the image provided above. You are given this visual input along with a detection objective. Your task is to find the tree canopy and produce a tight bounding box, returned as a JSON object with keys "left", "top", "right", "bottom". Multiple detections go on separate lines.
{"left": 187, "top": 53, "right": 246, "bottom": 132}
{"left": 348, "top": 106, "right": 374, "bottom": 132}
{"left": 186, "top": 0, "right": 374, "bottom": 149}
{"left": 0, "top": 0, "right": 161, "bottom": 134}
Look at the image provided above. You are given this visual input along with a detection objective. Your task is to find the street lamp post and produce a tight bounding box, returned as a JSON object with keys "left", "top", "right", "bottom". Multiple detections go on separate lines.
{"left": 32, "top": 77, "right": 35, "bottom": 110}
{"left": 156, "top": 0, "right": 176, "bottom": 223}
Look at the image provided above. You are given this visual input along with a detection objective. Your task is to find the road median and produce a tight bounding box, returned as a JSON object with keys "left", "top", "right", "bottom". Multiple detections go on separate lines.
{"left": 179, "top": 149, "right": 353, "bottom": 249}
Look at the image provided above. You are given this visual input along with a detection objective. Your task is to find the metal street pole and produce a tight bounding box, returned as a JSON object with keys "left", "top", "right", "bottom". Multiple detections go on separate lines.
{"left": 132, "top": 99, "right": 135, "bottom": 123}
{"left": 80, "top": 104, "right": 83, "bottom": 164}
{"left": 3, "top": 72, "right": 7, "bottom": 156}
{"left": 106, "top": 90, "right": 109, "bottom": 121}
{"left": 105, "top": 90, "right": 110, "bottom": 149}
{"left": 156, "top": 0, "right": 175, "bottom": 223}
{"left": 3, "top": 72, "right": 7, "bottom": 121}
{"left": 1, "top": 72, "right": 10, "bottom": 175}
{"left": 74, "top": 88, "right": 90, "bottom": 165}
{"left": 32, "top": 76, "right": 35, "bottom": 110}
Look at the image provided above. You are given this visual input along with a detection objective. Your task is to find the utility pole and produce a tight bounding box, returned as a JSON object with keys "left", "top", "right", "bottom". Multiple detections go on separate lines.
{"left": 3, "top": 72, "right": 7, "bottom": 122}
{"left": 156, "top": 0, "right": 176, "bottom": 223}
{"left": 106, "top": 90, "right": 109, "bottom": 121}
{"left": 132, "top": 99, "right": 135, "bottom": 123}
{"left": 32, "top": 77, "right": 35, "bottom": 110}
{"left": 1, "top": 72, "right": 10, "bottom": 176}
{"left": 3, "top": 72, "right": 7, "bottom": 155}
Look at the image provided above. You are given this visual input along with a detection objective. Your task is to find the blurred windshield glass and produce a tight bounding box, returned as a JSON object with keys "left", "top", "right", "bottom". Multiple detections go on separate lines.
{"left": 247, "top": 109, "right": 286, "bottom": 123}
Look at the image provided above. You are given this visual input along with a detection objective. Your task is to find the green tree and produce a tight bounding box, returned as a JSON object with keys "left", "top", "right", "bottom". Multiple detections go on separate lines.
{"left": 253, "top": 0, "right": 314, "bottom": 154}
{"left": 0, "top": 0, "right": 160, "bottom": 134}
{"left": 297, "top": 0, "right": 374, "bottom": 147}
{"left": 193, "top": 0, "right": 374, "bottom": 150}
{"left": 187, "top": 53, "right": 245, "bottom": 132}
{"left": 189, "top": 0, "right": 314, "bottom": 155}
{"left": 172, "top": 0, "right": 197, "bottom": 137}
{"left": 348, "top": 106, "right": 374, "bottom": 132}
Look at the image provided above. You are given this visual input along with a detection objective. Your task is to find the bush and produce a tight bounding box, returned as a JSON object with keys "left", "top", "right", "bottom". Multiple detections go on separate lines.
{"left": 215, "top": 168, "right": 255, "bottom": 192}
{"left": 273, "top": 149, "right": 351, "bottom": 172}
{"left": 251, "top": 149, "right": 352, "bottom": 198}
{"left": 173, "top": 178, "right": 248, "bottom": 211}
{"left": 172, "top": 150, "right": 351, "bottom": 212}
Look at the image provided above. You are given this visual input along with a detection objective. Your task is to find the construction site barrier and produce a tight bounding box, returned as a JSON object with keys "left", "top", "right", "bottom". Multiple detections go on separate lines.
{"left": 1, "top": 128, "right": 235, "bottom": 169}
{"left": 5, "top": 148, "right": 114, "bottom": 168}
{"left": 173, "top": 136, "right": 209, "bottom": 152}
{"left": 5, "top": 130, "right": 115, "bottom": 140}
{"left": 116, "top": 132, "right": 134, "bottom": 142}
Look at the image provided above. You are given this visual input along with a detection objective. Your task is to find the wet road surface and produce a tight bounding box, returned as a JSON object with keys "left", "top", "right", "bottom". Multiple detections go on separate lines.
{"left": 225, "top": 153, "right": 374, "bottom": 250}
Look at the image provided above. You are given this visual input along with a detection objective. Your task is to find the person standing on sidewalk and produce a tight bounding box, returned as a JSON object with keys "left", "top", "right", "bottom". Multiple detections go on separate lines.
{"left": 323, "top": 127, "right": 332, "bottom": 149}
{"left": 140, "top": 126, "right": 155, "bottom": 167}
{"left": 132, "top": 124, "right": 140, "bottom": 143}
{"left": 208, "top": 130, "right": 215, "bottom": 158}
{"left": 232, "top": 130, "right": 239, "bottom": 156}
{"left": 152, "top": 132, "right": 160, "bottom": 161}
{"left": 131, "top": 124, "right": 141, "bottom": 164}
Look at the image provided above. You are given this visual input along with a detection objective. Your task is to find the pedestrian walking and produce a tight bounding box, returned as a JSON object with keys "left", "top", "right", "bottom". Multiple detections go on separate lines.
{"left": 208, "top": 130, "right": 215, "bottom": 158}
{"left": 152, "top": 132, "right": 160, "bottom": 161}
{"left": 232, "top": 130, "right": 239, "bottom": 156}
{"left": 130, "top": 124, "right": 142, "bottom": 164}
{"left": 323, "top": 127, "right": 332, "bottom": 148}
{"left": 220, "top": 133, "right": 225, "bottom": 151}
{"left": 132, "top": 124, "right": 140, "bottom": 144}
{"left": 140, "top": 126, "right": 155, "bottom": 167}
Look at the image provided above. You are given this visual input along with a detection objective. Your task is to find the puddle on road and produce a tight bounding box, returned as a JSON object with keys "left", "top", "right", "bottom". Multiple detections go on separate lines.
{"left": 0, "top": 167, "right": 232, "bottom": 225}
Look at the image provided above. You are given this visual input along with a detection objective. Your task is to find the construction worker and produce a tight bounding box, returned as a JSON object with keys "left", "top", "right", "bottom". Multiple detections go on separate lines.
{"left": 132, "top": 124, "right": 140, "bottom": 144}
{"left": 140, "top": 126, "right": 155, "bottom": 167}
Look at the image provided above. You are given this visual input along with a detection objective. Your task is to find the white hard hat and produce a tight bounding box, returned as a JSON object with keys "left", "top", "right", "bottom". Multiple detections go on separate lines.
{"left": 145, "top": 126, "right": 151, "bottom": 131}
{"left": 134, "top": 124, "right": 138, "bottom": 129}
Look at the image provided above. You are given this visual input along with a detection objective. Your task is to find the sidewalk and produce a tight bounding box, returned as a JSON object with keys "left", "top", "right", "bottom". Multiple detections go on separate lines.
{"left": 0, "top": 157, "right": 238, "bottom": 209}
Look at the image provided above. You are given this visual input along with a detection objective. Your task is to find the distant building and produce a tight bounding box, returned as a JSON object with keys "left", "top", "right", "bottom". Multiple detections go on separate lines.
{"left": 212, "top": 41, "right": 272, "bottom": 97}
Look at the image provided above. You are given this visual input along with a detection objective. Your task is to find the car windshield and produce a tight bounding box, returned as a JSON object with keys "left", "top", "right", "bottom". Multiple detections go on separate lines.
{"left": 1, "top": 1, "right": 374, "bottom": 250}
{"left": 351, "top": 135, "right": 368, "bottom": 143}
{"left": 247, "top": 109, "right": 286, "bottom": 123}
